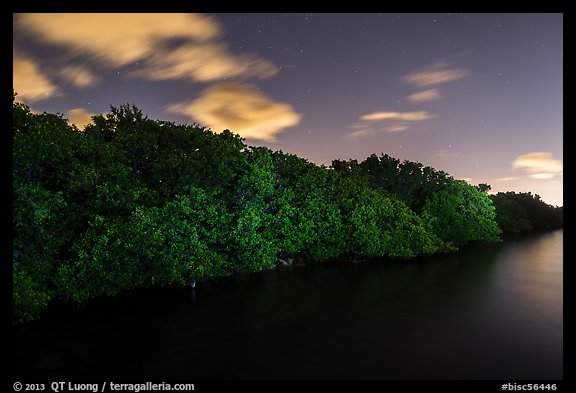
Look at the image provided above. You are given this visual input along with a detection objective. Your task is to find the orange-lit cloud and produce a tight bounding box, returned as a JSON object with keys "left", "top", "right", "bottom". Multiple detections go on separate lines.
{"left": 166, "top": 83, "right": 302, "bottom": 141}
{"left": 60, "top": 65, "right": 99, "bottom": 88}
{"left": 385, "top": 124, "right": 409, "bottom": 132}
{"left": 529, "top": 173, "right": 556, "bottom": 179}
{"left": 346, "top": 128, "right": 375, "bottom": 139}
{"left": 360, "top": 111, "right": 433, "bottom": 121}
{"left": 347, "top": 110, "right": 434, "bottom": 138}
{"left": 13, "top": 54, "right": 57, "bottom": 102}
{"left": 131, "top": 43, "right": 277, "bottom": 83}
{"left": 15, "top": 13, "right": 276, "bottom": 84}
{"left": 494, "top": 177, "right": 520, "bottom": 182}
{"left": 407, "top": 88, "right": 441, "bottom": 103}
{"left": 512, "top": 152, "right": 563, "bottom": 179}
{"left": 67, "top": 108, "right": 95, "bottom": 129}
{"left": 346, "top": 111, "right": 435, "bottom": 139}
{"left": 15, "top": 13, "right": 220, "bottom": 66}
{"left": 403, "top": 62, "right": 469, "bottom": 87}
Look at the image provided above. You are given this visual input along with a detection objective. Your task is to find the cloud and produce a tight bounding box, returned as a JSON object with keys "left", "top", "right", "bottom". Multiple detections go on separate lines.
{"left": 512, "top": 152, "right": 563, "bottom": 179}
{"left": 348, "top": 110, "right": 435, "bottom": 138}
{"left": 166, "top": 82, "right": 302, "bottom": 141}
{"left": 360, "top": 111, "right": 434, "bottom": 122}
{"left": 15, "top": 13, "right": 276, "bottom": 84}
{"left": 15, "top": 13, "right": 220, "bottom": 67}
{"left": 346, "top": 128, "right": 375, "bottom": 139}
{"left": 529, "top": 173, "right": 556, "bottom": 179}
{"left": 403, "top": 63, "right": 469, "bottom": 87}
{"left": 13, "top": 53, "right": 58, "bottom": 102}
{"left": 385, "top": 124, "right": 409, "bottom": 132}
{"left": 131, "top": 43, "right": 277, "bottom": 83}
{"left": 60, "top": 65, "right": 100, "bottom": 88}
{"left": 406, "top": 88, "right": 441, "bottom": 103}
{"left": 494, "top": 177, "right": 520, "bottom": 182}
{"left": 346, "top": 124, "right": 409, "bottom": 138}
{"left": 67, "top": 108, "right": 95, "bottom": 129}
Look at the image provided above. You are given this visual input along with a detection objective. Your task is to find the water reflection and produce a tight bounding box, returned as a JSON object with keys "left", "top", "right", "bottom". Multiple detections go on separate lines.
{"left": 492, "top": 230, "right": 563, "bottom": 321}
{"left": 13, "top": 230, "right": 563, "bottom": 379}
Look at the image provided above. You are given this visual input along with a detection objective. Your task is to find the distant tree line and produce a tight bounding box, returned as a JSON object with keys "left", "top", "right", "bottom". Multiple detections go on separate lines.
{"left": 490, "top": 191, "right": 563, "bottom": 233}
{"left": 331, "top": 156, "right": 563, "bottom": 234}
{"left": 12, "top": 94, "right": 561, "bottom": 323}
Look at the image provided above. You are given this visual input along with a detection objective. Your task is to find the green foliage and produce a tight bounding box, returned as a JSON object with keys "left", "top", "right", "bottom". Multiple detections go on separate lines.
{"left": 294, "top": 167, "right": 349, "bottom": 261}
{"left": 228, "top": 148, "right": 279, "bottom": 270}
{"left": 422, "top": 179, "right": 502, "bottom": 245}
{"left": 56, "top": 188, "right": 233, "bottom": 301}
{"left": 333, "top": 153, "right": 451, "bottom": 212}
{"left": 12, "top": 179, "right": 67, "bottom": 323}
{"left": 13, "top": 106, "right": 81, "bottom": 187}
{"left": 13, "top": 91, "right": 32, "bottom": 134}
{"left": 13, "top": 181, "right": 68, "bottom": 279}
{"left": 349, "top": 188, "right": 443, "bottom": 257}
{"left": 13, "top": 264, "right": 51, "bottom": 323}
{"left": 491, "top": 191, "right": 562, "bottom": 232}
{"left": 13, "top": 95, "right": 530, "bottom": 324}
{"left": 333, "top": 154, "right": 504, "bottom": 248}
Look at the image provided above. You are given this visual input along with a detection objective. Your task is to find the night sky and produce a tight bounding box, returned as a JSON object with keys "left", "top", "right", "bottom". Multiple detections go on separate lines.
{"left": 13, "top": 13, "right": 563, "bottom": 206}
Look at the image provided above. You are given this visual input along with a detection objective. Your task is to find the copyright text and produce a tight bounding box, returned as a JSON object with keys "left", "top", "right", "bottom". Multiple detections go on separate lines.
{"left": 12, "top": 382, "right": 194, "bottom": 393}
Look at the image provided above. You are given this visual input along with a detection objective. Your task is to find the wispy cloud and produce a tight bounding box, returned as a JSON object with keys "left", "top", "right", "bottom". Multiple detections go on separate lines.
{"left": 13, "top": 53, "right": 58, "bottom": 102}
{"left": 403, "top": 62, "right": 469, "bottom": 88}
{"left": 67, "top": 108, "right": 95, "bottom": 129}
{"left": 346, "top": 128, "right": 375, "bottom": 139}
{"left": 130, "top": 43, "right": 277, "bottom": 83}
{"left": 385, "top": 124, "right": 409, "bottom": 132}
{"left": 529, "top": 173, "right": 556, "bottom": 179}
{"left": 347, "top": 110, "right": 434, "bottom": 138}
{"left": 60, "top": 65, "right": 100, "bottom": 88}
{"left": 166, "top": 82, "right": 302, "bottom": 142}
{"left": 360, "top": 111, "right": 434, "bottom": 122}
{"left": 512, "top": 152, "right": 563, "bottom": 179}
{"left": 346, "top": 125, "right": 410, "bottom": 139}
{"left": 406, "top": 88, "right": 441, "bottom": 103}
{"left": 15, "top": 13, "right": 277, "bottom": 84}
{"left": 493, "top": 176, "right": 520, "bottom": 182}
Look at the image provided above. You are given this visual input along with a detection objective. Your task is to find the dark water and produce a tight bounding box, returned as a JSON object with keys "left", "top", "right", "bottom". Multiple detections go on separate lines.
{"left": 13, "top": 230, "right": 563, "bottom": 380}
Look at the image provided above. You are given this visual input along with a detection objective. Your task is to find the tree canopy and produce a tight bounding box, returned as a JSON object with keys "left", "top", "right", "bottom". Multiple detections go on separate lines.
{"left": 490, "top": 191, "right": 562, "bottom": 233}
{"left": 12, "top": 95, "right": 560, "bottom": 324}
